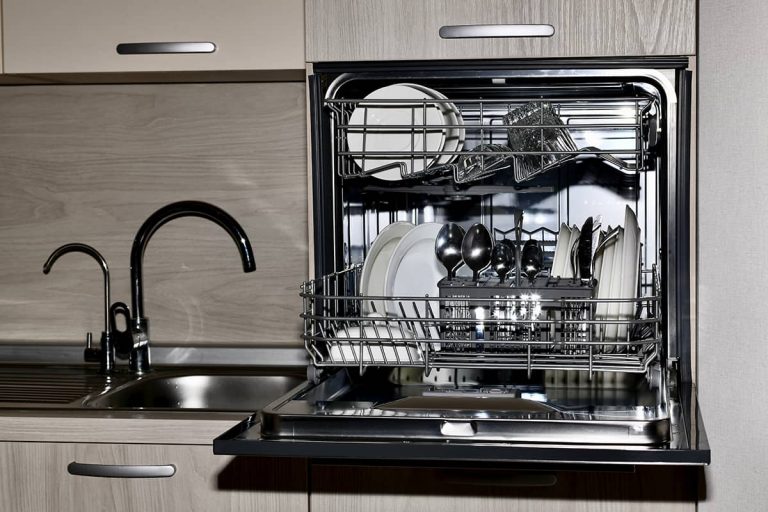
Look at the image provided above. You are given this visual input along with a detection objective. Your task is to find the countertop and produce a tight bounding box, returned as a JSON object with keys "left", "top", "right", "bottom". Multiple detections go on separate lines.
{"left": 0, "top": 344, "right": 308, "bottom": 446}
{"left": 0, "top": 409, "right": 249, "bottom": 445}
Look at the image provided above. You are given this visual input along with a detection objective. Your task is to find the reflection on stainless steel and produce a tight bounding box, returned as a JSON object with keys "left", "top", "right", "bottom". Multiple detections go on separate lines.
{"left": 0, "top": 364, "right": 304, "bottom": 412}
{"left": 435, "top": 223, "right": 466, "bottom": 279}
{"left": 461, "top": 223, "right": 493, "bottom": 281}
{"left": 520, "top": 239, "right": 543, "bottom": 282}
{"left": 86, "top": 373, "right": 303, "bottom": 412}
{"left": 490, "top": 242, "right": 513, "bottom": 283}
{"left": 260, "top": 368, "right": 669, "bottom": 445}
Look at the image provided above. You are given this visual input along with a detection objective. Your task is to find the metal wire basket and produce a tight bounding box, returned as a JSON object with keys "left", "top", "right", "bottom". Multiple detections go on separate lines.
{"left": 301, "top": 265, "right": 661, "bottom": 377}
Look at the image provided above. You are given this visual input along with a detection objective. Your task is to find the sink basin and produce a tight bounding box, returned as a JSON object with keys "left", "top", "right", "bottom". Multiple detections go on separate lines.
{"left": 85, "top": 370, "right": 304, "bottom": 412}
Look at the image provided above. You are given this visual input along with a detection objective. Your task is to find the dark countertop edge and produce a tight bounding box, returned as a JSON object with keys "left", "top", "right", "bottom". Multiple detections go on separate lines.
{"left": 213, "top": 418, "right": 710, "bottom": 466}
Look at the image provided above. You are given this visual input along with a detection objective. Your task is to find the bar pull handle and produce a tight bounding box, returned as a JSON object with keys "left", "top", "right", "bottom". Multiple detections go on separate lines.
{"left": 438, "top": 470, "right": 558, "bottom": 488}
{"left": 68, "top": 462, "right": 176, "bottom": 478}
{"left": 116, "top": 42, "right": 216, "bottom": 55}
{"left": 439, "top": 24, "right": 555, "bottom": 39}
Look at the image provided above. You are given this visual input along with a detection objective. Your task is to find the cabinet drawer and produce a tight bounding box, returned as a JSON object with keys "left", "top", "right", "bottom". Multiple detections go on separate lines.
{"left": 0, "top": 442, "right": 307, "bottom": 512}
{"left": 306, "top": 0, "right": 695, "bottom": 62}
{"left": 3, "top": 0, "right": 304, "bottom": 73}
{"left": 311, "top": 464, "right": 699, "bottom": 512}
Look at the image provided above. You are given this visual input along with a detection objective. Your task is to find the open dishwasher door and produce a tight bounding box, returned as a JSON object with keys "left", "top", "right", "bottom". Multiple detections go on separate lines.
{"left": 215, "top": 369, "right": 707, "bottom": 465}
{"left": 215, "top": 60, "right": 708, "bottom": 465}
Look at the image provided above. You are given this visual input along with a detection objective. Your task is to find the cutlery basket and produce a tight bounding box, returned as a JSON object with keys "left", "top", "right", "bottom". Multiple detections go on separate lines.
{"left": 301, "top": 266, "right": 661, "bottom": 376}
{"left": 437, "top": 275, "right": 594, "bottom": 351}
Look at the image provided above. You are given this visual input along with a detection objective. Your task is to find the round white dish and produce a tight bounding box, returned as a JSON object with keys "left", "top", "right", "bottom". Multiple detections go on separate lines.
{"left": 359, "top": 221, "right": 415, "bottom": 315}
{"left": 605, "top": 227, "right": 625, "bottom": 345}
{"left": 617, "top": 206, "right": 641, "bottom": 342}
{"left": 383, "top": 223, "right": 446, "bottom": 323}
{"left": 551, "top": 222, "right": 571, "bottom": 278}
{"left": 563, "top": 225, "right": 580, "bottom": 279}
{"left": 347, "top": 84, "right": 446, "bottom": 181}
{"left": 595, "top": 228, "right": 618, "bottom": 350}
{"left": 403, "top": 83, "right": 465, "bottom": 166}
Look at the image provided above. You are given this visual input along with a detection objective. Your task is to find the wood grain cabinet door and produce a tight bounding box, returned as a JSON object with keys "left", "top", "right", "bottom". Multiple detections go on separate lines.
{"left": 0, "top": 442, "right": 307, "bottom": 512}
{"left": 306, "top": 0, "right": 695, "bottom": 62}
{"left": 2, "top": 0, "right": 304, "bottom": 73}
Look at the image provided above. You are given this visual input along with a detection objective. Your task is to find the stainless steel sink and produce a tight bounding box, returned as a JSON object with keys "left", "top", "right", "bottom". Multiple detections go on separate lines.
{"left": 85, "top": 370, "right": 304, "bottom": 412}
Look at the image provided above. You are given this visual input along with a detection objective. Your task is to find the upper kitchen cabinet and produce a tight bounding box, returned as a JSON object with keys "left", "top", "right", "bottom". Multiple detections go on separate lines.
{"left": 2, "top": 0, "right": 304, "bottom": 74}
{"left": 306, "top": 0, "right": 695, "bottom": 62}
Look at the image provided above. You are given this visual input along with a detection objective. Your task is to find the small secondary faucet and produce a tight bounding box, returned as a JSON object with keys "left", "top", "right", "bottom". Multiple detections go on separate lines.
{"left": 114, "top": 200, "right": 256, "bottom": 374}
{"left": 43, "top": 243, "right": 115, "bottom": 374}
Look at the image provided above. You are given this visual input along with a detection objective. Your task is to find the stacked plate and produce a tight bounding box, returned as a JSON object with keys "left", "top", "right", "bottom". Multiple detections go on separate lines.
{"left": 593, "top": 207, "right": 641, "bottom": 347}
{"left": 356, "top": 222, "right": 446, "bottom": 332}
{"left": 550, "top": 223, "right": 582, "bottom": 279}
{"left": 551, "top": 208, "right": 641, "bottom": 348}
{"left": 330, "top": 222, "right": 449, "bottom": 364}
{"left": 347, "top": 83, "right": 465, "bottom": 180}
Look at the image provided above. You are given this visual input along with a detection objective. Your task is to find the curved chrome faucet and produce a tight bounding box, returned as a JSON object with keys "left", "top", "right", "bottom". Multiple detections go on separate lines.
{"left": 122, "top": 200, "right": 256, "bottom": 374}
{"left": 43, "top": 243, "right": 115, "bottom": 374}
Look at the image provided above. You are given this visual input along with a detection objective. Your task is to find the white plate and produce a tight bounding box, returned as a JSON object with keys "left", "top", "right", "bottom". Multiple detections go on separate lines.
{"left": 618, "top": 206, "right": 641, "bottom": 341}
{"left": 347, "top": 84, "right": 446, "bottom": 180}
{"left": 595, "top": 228, "right": 619, "bottom": 349}
{"left": 403, "top": 83, "right": 465, "bottom": 166}
{"left": 551, "top": 222, "right": 571, "bottom": 278}
{"left": 359, "top": 221, "right": 415, "bottom": 315}
{"left": 383, "top": 223, "right": 446, "bottom": 329}
{"left": 605, "top": 228, "right": 626, "bottom": 344}
{"left": 329, "top": 314, "right": 421, "bottom": 364}
{"left": 562, "top": 226, "right": 580, "bottom": 279}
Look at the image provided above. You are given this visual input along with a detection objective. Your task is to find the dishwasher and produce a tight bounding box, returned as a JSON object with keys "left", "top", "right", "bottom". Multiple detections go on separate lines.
{"left": 215, "top": 59, "right": 709, "bottom": 465}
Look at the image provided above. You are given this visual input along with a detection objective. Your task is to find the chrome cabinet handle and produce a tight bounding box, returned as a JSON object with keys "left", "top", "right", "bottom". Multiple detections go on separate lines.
{"left": 439, "top": 24, "right": 555, "bottom": 39}
{"left": 68, "top": 462, "right": 176, "bottom": 478}
{"left": 116, "top": 42, "right": 216, "bottom": 54}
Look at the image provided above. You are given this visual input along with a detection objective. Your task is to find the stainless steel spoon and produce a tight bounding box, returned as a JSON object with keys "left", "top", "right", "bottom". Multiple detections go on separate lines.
{"left": 435, "top": 223, "right": 466, "bottom": 280}
{"left": 521, "top": 239, "right": 543, "bottom": 282}
{"left": 491, "top": 241, "right": 514, "bottom": 283}
{"left": 461, "top": 223, "right": 493, "bottom": 282}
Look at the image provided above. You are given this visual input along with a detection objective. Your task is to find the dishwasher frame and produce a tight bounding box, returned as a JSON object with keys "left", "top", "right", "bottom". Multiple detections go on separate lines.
{"left": 214, "top": 57, "right": 707, "bottom": 466}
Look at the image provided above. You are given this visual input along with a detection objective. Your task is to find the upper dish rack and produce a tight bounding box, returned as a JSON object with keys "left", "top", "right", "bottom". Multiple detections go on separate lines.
{"left": 301, "top": 265, "right": 661, "bottom": 378}
{"left": 326, "top": 90, "right": 661, "bottom": 183}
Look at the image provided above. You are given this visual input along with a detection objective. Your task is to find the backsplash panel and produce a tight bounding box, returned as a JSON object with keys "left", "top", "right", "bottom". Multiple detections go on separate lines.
{"left": 0, "top": 82, "right": 307, "bottom": 346}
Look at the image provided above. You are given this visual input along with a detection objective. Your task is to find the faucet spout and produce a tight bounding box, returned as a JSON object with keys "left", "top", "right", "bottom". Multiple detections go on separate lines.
{"left": 126, "top": 200, "right": 256, "bottom": 374}
{"left": 43, "top": 243, "right": 115, "bottom": 374}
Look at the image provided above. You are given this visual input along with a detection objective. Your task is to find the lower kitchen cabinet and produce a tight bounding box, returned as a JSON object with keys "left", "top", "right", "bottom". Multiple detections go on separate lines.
{"left": 310, "top": 464, "right": 700, "bottom": 512}
{"left": 0, "top": 442, "right": 307, "bottom": 512}
{"left": 0, "top": 442, "right": 702, "bottom": 511}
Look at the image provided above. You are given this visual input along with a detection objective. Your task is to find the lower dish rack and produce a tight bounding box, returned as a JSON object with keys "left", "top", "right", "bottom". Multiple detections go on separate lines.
{"left": 302, "top": 266, "right": 661, "bottom": 377}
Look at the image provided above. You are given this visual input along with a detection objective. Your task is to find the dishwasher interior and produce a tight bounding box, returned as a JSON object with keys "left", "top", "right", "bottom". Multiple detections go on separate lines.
{"left": 258, "top": 62, "right": 702, "bottom": 455}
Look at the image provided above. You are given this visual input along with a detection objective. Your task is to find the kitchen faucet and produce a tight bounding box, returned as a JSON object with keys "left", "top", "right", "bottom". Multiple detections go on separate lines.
{"left": 43, "top": 243, "right": 115, "bottom": 374}
{"left": 113, "top": 200, "right": 256, "bottom": 374}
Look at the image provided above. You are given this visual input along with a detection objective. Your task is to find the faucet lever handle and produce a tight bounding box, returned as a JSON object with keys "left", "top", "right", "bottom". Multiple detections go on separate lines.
{"left": 84, "top": 332, "right": 99, "bottom": 362}
{"left": 109, "top": 302, "right": 133, "bottom": 359}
